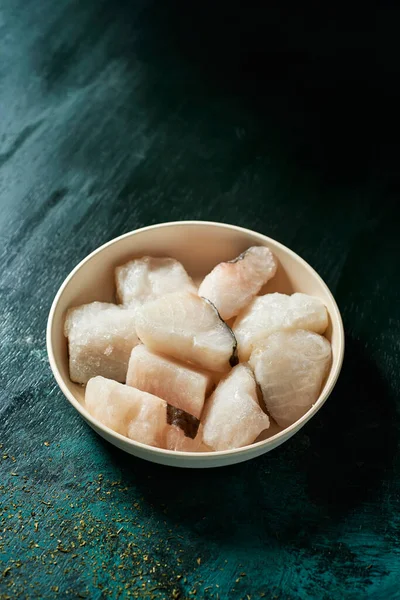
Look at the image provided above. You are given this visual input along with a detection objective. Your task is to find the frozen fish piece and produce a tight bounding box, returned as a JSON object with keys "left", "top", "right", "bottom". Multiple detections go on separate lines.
{"left": 198, "top": 246, "right": 277, "bottom": 320}
{"left": 233, "top": 292, "right": 328, "bottom": 360}
{"left": 250, "top": 330, "right": 332, "bottom": 428}
{"left": 164, "top": 424, "right": 205, "bottom": 452}
{"left": 135, "top": 291, "right": 238, "bottom": 372}
{"left": 126, "top": 345, "right": 213, "bottom": 418}
{"left": 85, "top": 376, "right": 167, "bottom": 446}
{"left": 202, "top": 364, "right": 270, "bottom": 451}
{"left": 116, "top": 256, "right": 196, "bottom": 308}
{"left": 64, "top": 302, "right": 139, "bottom": 384}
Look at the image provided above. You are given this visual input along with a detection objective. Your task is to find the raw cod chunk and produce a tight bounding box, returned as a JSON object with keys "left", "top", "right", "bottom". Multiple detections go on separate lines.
{"left": 233, "top": 292, "right": 328, "bottom": 360}
{"left": 202, "top": 364, "right": 270, "bottom": 451}
{"left": 198, "top": 246, "right": 277, "bottom": 320}
{"left": 115, "top": 256, "right": 196, "bottom": 308}
{"left": 86, "top": 377, "right": 207, "bottom": 451}
{"left": 249, "top": 330, "right": 332, "bottom": 427}
{"left": 127, "top": 345, "right": 213, "bottom": 418}
{"left": 64, "top": 302, "right": 139, "bottom": 384}
{"left": 135, "top": 291, "right": 238, "bottom": 372}
{"left": 85, "top": 376, "right": 167, "bottom": 447}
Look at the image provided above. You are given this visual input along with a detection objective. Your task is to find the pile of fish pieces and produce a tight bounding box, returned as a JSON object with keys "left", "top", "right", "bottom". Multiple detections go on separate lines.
{"left": 64, "top": 246, "right": 332, "bottom": 452}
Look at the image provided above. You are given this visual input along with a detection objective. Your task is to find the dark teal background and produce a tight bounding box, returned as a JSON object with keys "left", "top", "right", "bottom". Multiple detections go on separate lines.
{"left": 1, "top": 2, "right": 400, "bottom": 599}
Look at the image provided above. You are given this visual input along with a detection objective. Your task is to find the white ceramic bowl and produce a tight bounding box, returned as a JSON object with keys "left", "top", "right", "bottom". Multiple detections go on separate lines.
{"left": 47, "top": 221, "right": 344, "bottom": 468}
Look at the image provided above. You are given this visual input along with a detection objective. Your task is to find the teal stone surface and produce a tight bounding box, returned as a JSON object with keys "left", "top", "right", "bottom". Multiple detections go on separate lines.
{"left": 1, "top": 2, "right": 400, "bottom": 599}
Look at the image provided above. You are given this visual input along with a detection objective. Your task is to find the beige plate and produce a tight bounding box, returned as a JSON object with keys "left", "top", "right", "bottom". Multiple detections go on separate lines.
{"left": 47, "top": 221, "right": 344, "bottom": 468}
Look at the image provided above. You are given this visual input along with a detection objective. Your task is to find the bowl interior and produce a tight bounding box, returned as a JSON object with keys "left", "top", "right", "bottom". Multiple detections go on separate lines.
{"left": 48, "top": 222, "right": 343, "bottom": 462}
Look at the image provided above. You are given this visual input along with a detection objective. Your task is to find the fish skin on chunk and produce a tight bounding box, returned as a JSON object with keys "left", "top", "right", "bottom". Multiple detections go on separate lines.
{"left": 135, "top": 291, "right": 238, "bottom": 373}
{"left": 233, "top": 292, "right": 329, "bottom": 361}
{"left": 64, "top": 302, "right": 139, "bottom": 384}
{"left": 166, "top": 404, "right": 200, "bottom": 439}
{"left": 115, "top": 256, "right": 197, "bottom": 308}
{"left": 198, "top": 246, "right": 277, "bottom": 320}
{"left": 202, "top": 364, "right": 270, "bottom": 451}
{"left": 164, "top": 424, "right": 205, "bottom": 452}
{"left": 85, "top": 376, "right": 167, "bottom": 447}
{"left": 126, "top": 345, "right": 213, "bottom": 419}
{"left": 250, "top": 330, "right": 332, "bottom": 428}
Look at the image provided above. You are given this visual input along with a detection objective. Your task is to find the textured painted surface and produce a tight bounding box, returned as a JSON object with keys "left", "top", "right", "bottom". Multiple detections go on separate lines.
{"left": 1, "top": 2, "right": 400, "bottom": 599}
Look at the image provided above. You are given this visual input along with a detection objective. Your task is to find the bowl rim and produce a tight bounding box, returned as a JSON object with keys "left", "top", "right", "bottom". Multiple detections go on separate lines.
{"left": 46, "top": 220, "right": 345, "bottom": 460}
